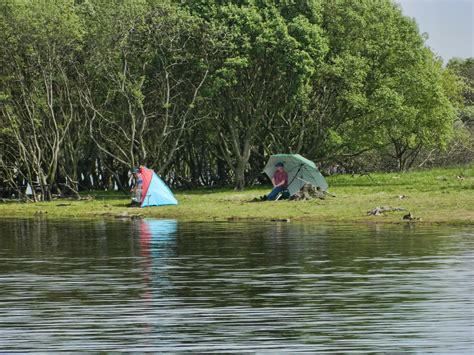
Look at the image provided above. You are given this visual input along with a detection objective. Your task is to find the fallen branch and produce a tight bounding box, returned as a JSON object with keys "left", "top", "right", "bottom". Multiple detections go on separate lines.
{"left": 367, "top": 206, "right": 406, "bottom": 216}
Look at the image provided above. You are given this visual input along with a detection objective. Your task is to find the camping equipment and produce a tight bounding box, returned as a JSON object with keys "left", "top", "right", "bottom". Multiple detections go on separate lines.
{"left": 137, "top": 166, "right": 178, "bottom": 207}
{"left": 264, "top": 154, "right": 328, "bottom": 196}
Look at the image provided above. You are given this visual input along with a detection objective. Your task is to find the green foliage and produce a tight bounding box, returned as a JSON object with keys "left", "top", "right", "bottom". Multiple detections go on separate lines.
{"left": 0, "top": 0, "right": 467, "bottom": 196}
{"left": 316, "top": 0, "right": 456, "bottom": 168}
{"left": 447, "top": 58, "right": 474, "bottom": 125}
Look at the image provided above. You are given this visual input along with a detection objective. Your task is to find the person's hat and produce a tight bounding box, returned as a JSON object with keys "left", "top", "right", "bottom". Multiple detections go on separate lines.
{"left": 275, "top": 162, "right": 284, "bottom": 167}
{"left": 132, "top": 167, "right": 139, "bottom": 173}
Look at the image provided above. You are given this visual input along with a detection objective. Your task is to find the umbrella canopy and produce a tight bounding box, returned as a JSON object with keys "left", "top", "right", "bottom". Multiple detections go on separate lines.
{"left": 264, "top": 154, "right": 328, "bottom": 196}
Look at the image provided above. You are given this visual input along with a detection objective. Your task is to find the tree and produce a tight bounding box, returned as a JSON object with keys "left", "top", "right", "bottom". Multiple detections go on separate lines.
{"left": 315, "top": 0, "right": 456, "bottom": 171}
{"left": 189, "top": 1, "right": 327, "bottom": 189}
{"left": 82, "top": 1, "right": 208, "bottom": 176}
{"left": 447, "top": 58, "right": 474, "bottom": 126}
{"left": 0, "top": 0, "right": 466, "bottom": 198}
{"left": 0, "top": 0, "right": 85, "bottom": 200}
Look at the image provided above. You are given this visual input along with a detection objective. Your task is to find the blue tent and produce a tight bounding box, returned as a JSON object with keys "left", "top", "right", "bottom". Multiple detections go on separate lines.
{"left": 139, "top": 166, "right": 178, "bottom": 207}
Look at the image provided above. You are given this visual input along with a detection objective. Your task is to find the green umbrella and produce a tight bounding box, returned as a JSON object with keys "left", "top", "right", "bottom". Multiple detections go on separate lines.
{"left": 264, "top": 154, "right": 328, "bottom": 196}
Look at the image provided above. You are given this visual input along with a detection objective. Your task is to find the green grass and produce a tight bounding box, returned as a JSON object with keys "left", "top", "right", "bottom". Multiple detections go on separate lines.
{"left": 1, "top": 166, "right": 473, "bottom": 224}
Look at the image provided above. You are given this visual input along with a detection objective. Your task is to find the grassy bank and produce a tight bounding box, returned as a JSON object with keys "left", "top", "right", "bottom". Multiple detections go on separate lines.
{"left": 0, "top": 167, "right": 473, "bottom": 224}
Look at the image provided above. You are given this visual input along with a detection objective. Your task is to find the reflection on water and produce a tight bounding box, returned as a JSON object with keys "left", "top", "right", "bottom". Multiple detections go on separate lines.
{"left": 0, "top": 219, "right": 473, "bottom": 352}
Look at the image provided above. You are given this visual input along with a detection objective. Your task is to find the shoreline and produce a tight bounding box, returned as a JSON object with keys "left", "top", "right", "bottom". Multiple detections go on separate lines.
{"left": 0, "top": 167, "right": 472, "bottom": 225}
{"left": 0, "top": 214, "right": 472, "bottom": 226}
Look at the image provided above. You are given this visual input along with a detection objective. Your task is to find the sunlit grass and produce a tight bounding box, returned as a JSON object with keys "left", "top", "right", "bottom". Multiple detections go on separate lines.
{"left": 0, "top": 166, "right": 473, "bottom": 224}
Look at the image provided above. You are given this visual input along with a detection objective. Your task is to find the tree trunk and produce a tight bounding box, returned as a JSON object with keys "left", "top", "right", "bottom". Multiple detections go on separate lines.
{"left": 234, "top": 161, "right": 246, "bottom": 191}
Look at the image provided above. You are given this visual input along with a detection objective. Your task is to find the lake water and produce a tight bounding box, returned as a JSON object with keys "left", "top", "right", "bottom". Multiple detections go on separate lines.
{"left": 0, "top": 219, "right": 473, "bottom": 352}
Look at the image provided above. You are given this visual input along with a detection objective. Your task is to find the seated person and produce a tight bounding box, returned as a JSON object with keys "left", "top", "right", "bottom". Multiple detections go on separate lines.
{"left": 130, "top": 168, "right": 143, "bottom": 206}
{"left": 266, "top": 162, "right": 288, "bottom": 201}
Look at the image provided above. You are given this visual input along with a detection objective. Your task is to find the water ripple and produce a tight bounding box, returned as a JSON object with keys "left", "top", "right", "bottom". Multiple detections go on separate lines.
{"left": 0, "top": 219, "right": 473, "bottom": 352}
